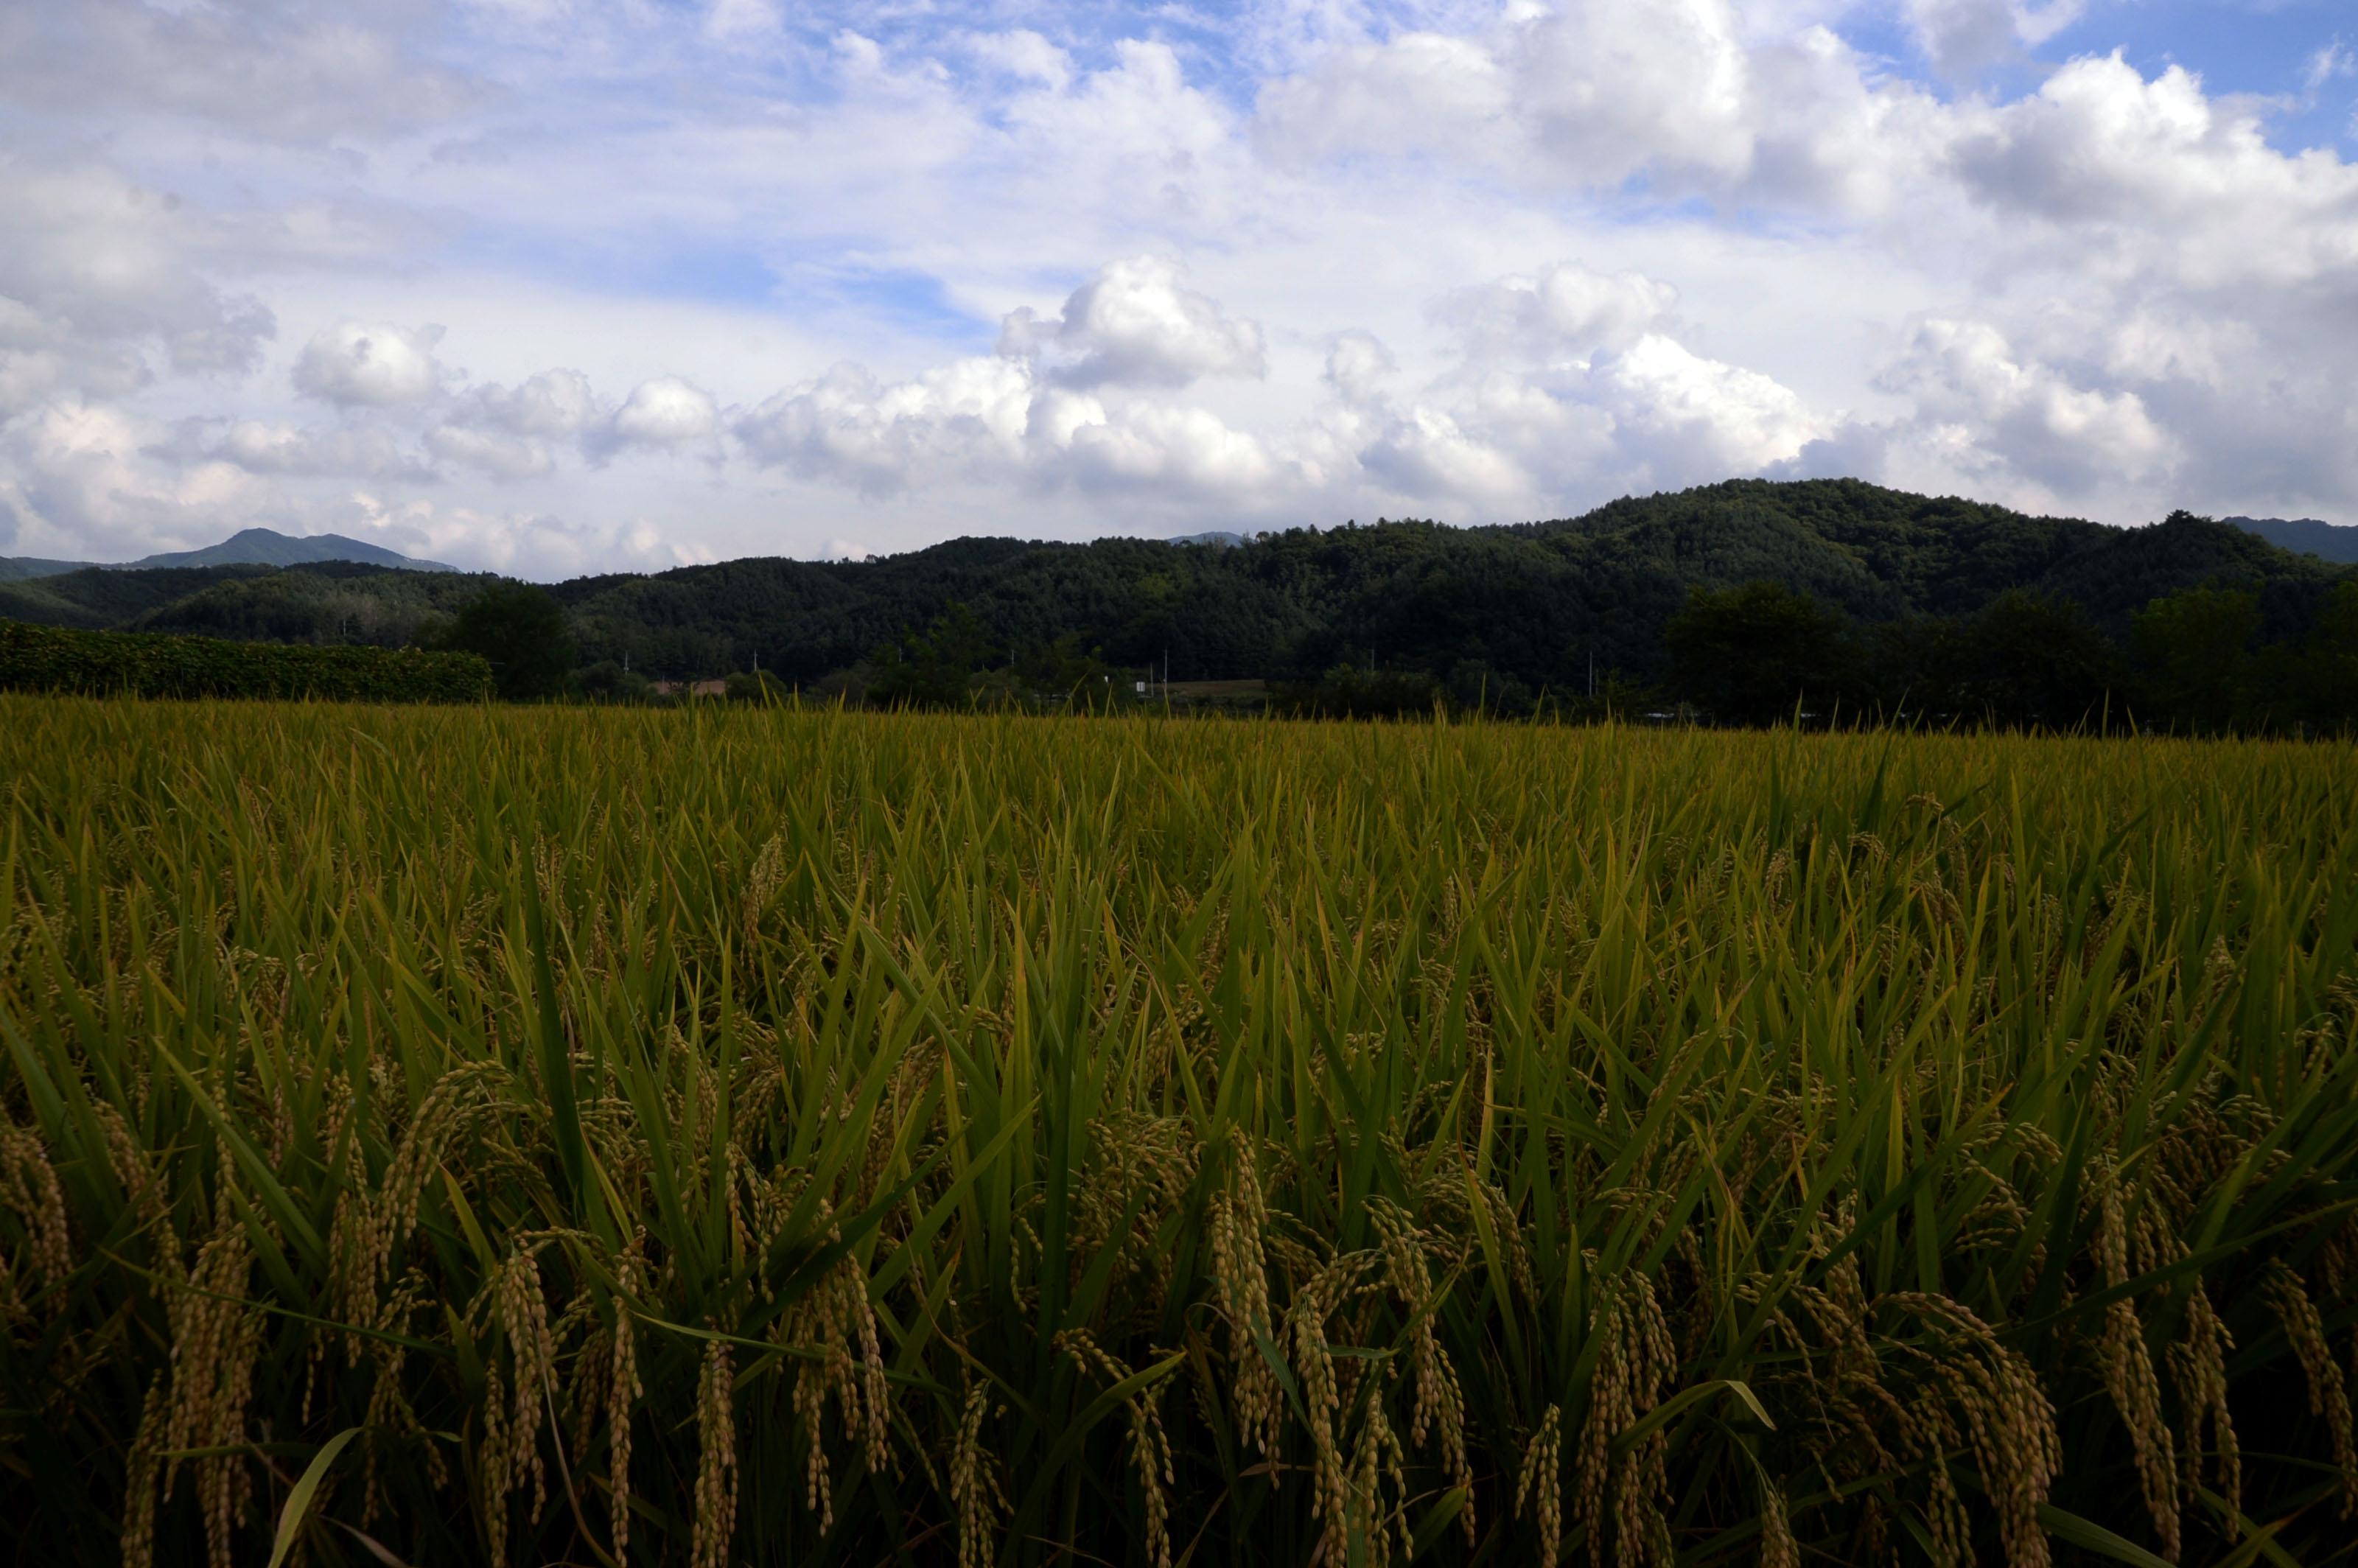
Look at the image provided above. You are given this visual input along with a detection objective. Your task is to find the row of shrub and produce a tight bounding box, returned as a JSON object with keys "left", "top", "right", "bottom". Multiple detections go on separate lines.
{"left": 0, "top": 619, "right": 489, "bottom": 702}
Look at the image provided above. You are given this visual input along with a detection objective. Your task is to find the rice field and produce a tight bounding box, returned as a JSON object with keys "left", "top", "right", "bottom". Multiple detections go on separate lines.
{"left": 4, "top": 695, "right": 2357, "bottom": 1567}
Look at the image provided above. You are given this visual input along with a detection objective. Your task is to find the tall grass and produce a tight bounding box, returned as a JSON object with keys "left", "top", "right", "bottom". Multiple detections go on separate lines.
{"left": 3, "top": 694, "right": 2355, "bottom": 1567}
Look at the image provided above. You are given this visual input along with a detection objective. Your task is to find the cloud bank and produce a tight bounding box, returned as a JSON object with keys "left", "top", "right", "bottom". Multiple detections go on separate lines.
{"left": 3, "top": 0, "right": 2356, "bottom": 573}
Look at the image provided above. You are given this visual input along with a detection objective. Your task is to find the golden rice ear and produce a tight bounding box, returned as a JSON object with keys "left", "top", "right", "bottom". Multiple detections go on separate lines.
{"left": 0, "top": 1121, "right": 71, "bottom": 1299}
{"left": 741, "top": 831, "right": 788, "bottom": 944}
{"left": 119, "top": 1376, "right": 168, "bottom": 1568}
{"left": 2169, "top": 1275, "right": 2240, "bottom": 1537}
{"left": 477, "top": 1356, "right": 512, "bottom": 1568}
{"left": 2262, "top": 1262, "right": 2358, "bottom": 1519}
{"left": 603, "top": 1235, "right": 647, "bottom": 1562}
{"left": 2092, "top": 1166, "right": 2180, "bottom": 1558}
{"left": 690, "top": 1332, "right": 738, "bottom": 1568}
{"left": 1882, "top": 1292, "right": 2064, "bottom": 1568}
{"left": 780, "top": 1205, "right": 893, "bottom": 1533}
{"left": 338, "top": 1063, "right": 505, "bottom": 1359}
{"left": 92, "top": 1096, "right": 175, "bottom": 1239}
{"left": 1567, "top": 1272, "right": 1677, "bottom": 1568}
{"left": 1345, "top": 1368, "right": 1412, "bottom": 1568}
{"left": 1207, "top": 1133, "right": 1283, "bottom": 1460}
{"left": 154, "top": 1205, "right": 265, "bottom": 1568}
{"left": 1290, "top": 1256, "right": 1350, "bottom": 1530}
{"left": 1058, "top": 1329, "right": 1178, "bottom": 1568}
{"left": 2097, "top": 1294, "right": 2180, "bottom": 1559}
{"left": 1514, "top": 1403, "right": 1563, "bottom": 1568}
{"left": 1759, "top": 1476, "right": 1799, "bottom": 1568}
{"left": 471, "top": 1251, "right": 559, "bottom": 1568}
{"left": 1371, "top": 1198, "right": 1477, "bottom": 1544}
{"left": 949, "top": 1382, "right": 1009, "bottom": 1568}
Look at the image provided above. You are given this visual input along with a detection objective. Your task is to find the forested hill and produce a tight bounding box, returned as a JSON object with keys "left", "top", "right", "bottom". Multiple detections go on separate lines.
{"left": 5, "top": 479, "right": 2349, "bottom": 698}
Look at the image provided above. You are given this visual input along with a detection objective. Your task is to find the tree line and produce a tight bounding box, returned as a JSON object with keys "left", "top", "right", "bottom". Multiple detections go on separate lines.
{"left": 1656, "top": 578, "right": 2358, "bottom": 734}
{"left": 7, "top": 481, "right": 2354, "bottom": 731}
{"left": 412, "top": 573, "right": 2358, "bottom": 738}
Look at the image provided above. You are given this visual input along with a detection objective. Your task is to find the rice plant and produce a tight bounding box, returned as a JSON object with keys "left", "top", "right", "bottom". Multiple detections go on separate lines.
{"left": 3, "top": 693, "right": 2355, "bottom": 1566}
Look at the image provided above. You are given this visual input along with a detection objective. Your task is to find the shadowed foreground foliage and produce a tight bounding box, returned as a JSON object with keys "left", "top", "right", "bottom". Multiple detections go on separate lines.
{"left": 3, "top": 699, "right": 2357, "bottom": 1567}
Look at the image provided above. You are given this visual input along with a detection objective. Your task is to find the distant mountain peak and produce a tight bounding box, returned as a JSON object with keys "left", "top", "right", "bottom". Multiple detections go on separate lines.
{"left": 130, "top": 528, "right": 456, "bottom": 573}
{"left": 3, "top": 528, "right": 455, "bottom": 580}
{"left": 2225, "top": 516, "right": 2358, "bottom": 566}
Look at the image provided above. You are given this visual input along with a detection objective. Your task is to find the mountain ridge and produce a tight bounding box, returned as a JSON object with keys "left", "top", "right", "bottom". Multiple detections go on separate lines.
{"left": 7, "top": 481, "right": 2348, "bottom": 696}
{"left": 2226, "top": 516, "right": 2358, "bottom": 565}
{"left": 1, "top": 526, "right": 453, "bottom": 580}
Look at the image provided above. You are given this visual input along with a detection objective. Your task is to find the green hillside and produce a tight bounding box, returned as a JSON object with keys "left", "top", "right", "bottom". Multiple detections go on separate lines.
{"left": 0, "top": 556, "right": 87, "bottom": 583}
{"left": 0, "top": 564, "right": 284, "bottom": 630}
{"left": 8, "top": 481, "right": 2350, "bottom": 721}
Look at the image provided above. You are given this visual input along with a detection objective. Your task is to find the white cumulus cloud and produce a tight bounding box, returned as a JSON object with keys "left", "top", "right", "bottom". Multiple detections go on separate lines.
{"left": 998, "top": 257, "right": 1267, "bottom": 388}
{"left": 424, "top": 423, "right": 553, "bottom": 481}
{"left": 1595, "top": 335, "right": 1825, "bottom": 477}
{"left": 1878, "top": 317, "right": 2173, "bottom": 494}
{"left": 292, "top": 322, "right": 446, "bottom": 407}
{"left": 735, "top": 357, "right": 1033, "bottom": 494}
{"left": 216, "top": 419, "right": 437, "bottom": 481}
{"left": 1952, "top": 53, "right": 2358, "bottom": 289}
{"left": 1323, "top": 332, "right": 1398, "bottom": 407}
{"left": 1903, "top": 0, "right": 2086, "bottom": 77}
{"left": 467, "top": 368, "right": 600, "bottom": 438}
{"left": 592, "top": 376, "right": 721, "bottom": 458}
{"left": 0, "top": 398, "right": 278, "bottom": 561}
{"left": 1436, "top": 263, "right": 1679, "bottom": 361}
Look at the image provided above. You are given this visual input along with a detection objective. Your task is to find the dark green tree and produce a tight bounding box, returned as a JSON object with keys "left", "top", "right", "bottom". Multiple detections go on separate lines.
{"left": 430, "top": 583, "right": 576, "bottom": 699}
{"left": 2132, "top": 586, "right": 2260, "bottom": 732}
{"left": 568, "top": 659, "right": 654, "bottom": 704}
{"left": 1014, "top": 631, "right": 1116, "bottom": 706}
{"left": 1664, "top": 581, "right": 1861, "bottom": 727}
{"left": 2290, "top": 580, "right": 2358, "bottom": 732}
{"left": 1271, "top": 664, "right": 1444, "bottom": 718}
{"left": 1446, "top": 659, "right": 1536, "bottom": 718}
{"left": 870, "top": 603, "right": 996, "bottom": 709}
{"left": 1942, "top": 592, "right": 2121, "bottom": 730}
{"left": 725, "top": 670, "right": 792, "bottom": 704}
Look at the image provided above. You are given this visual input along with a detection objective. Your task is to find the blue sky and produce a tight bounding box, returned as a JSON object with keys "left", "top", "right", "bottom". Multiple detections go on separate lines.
{"left": 2046, "top": 1, "right": 2348, "bottom": 101}
{"left": 4, "top": 0, "right": 2356, "bottom": 574}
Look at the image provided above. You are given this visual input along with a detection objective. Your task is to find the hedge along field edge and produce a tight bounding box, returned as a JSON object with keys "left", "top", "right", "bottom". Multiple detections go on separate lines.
{"left": 0, "top": 620, "right": 490, "bottom": 702}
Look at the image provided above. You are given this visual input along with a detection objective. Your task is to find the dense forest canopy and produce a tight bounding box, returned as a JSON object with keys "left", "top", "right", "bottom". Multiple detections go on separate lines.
{"left": 5, "top": 480, "right": 2354, "bottom": 729}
